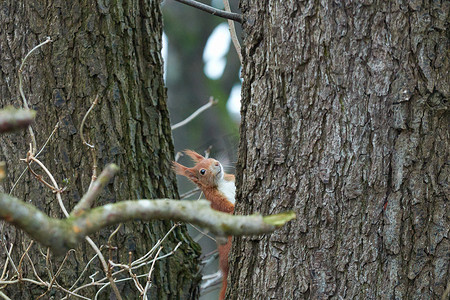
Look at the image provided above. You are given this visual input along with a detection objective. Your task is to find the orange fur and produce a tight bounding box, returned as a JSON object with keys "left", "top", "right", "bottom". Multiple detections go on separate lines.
{"left": 218, "top": 237, "right": 232, "bottom": 300}
{"left": 173, "top": 150, "right": 235, "bottom": 299}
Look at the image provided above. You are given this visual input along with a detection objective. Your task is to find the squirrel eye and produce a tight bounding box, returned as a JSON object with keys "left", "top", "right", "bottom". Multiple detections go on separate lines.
{"left": 199, "top": 169, "right": 206, "bottom": 175}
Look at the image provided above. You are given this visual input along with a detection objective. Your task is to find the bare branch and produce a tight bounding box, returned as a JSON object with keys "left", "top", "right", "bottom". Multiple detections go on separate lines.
{"left": 80, "top": 95, "right": 100, "bottom": 185}
{"left": 201, "top": 270, "right": 222, "bottom": 295}
{"left": 85, "top": 237, "right": 123, "bottom": 300}
{"left": 28, "top": 155, "right": 69, "bottom": 216}
{"left": 18, "top": 36, "right": 52, "bottom": 154}
{"left": 17, "top": 241, "right": 34, "bottom": 280}
{"left": 10, "top": 121, "right": 59, "bottom": 195}
{"left": 0, "top": 290, "right": 11, "bottom": 300}
{"left": 0, "top": 193, "right": 295, "bottom": 255}
{"left": 171, "top": 97, "right": 218, "bottom": 130}
{"left": 172, "top": 0, "right": 243, "bottom": 23}
{"left": 222, "top": 0, "right": 242, "bottom": 64}
{"left": 142, "top": 245, "right": 164, "bottom": 298}
{"left": 36, "top": 121, "right": 60, "bottom": 157}
{"left": 0, "top": 243, "right": 15, "bottom": 280}
{"left": 80, "top": 95, "right": 99, "bottom": 149}
{"left": 71, "top": 164, "right": 120, "bottom": 216}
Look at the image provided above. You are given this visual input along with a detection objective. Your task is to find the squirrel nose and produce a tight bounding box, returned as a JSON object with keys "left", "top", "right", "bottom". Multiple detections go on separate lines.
{"left": 215, "top": 161, "right": 219, "bottom": 166}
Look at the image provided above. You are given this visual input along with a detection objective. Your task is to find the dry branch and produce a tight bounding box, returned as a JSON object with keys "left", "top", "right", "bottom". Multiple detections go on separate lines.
{"left": 172, "top": 0, "right": 243, "bottom": 23}
{"left": 0, "top": 193, "right": 295, "bottom": 256}
{"left": 171, "top": 97, "right": 218, "bottom": 130}
{"left": 71, "top": 164, "right": 120, "bottom": 216}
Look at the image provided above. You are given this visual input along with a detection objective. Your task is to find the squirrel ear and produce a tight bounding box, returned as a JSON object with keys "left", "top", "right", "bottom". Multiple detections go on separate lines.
{"left": 173, "top": 161, "right": 188, "bottom": 176}
{"left": 173, "top": 162, "right": 199, "bottom": 184}
{"left": 184, "top": 150, "right": 205, "bottom": 163}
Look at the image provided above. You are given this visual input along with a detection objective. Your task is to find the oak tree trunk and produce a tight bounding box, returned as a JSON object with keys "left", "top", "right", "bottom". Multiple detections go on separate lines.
{"left": 0, "top": 1, "right": 200, "bottom": 299}
{"left": 230, "top": 1, "right": 449, "bottom": 299}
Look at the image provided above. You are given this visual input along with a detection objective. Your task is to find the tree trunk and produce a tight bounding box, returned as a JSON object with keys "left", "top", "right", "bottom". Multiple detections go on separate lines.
{"left": 0, "top": 1, "right": 200, "bottom": 299}
{"left": 230, "top": 1, "right": 449, "bottom": 299}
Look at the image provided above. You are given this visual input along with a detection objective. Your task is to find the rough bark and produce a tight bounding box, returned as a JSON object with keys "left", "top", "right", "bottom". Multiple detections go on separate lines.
{"left": 230, "top": 1, "right": 449, "bottom": 299}
{"left": 0, "top": 1, "right": 200, "bottom": 299}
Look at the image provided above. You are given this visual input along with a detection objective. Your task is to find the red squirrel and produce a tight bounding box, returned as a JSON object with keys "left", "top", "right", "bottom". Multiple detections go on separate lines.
{"left": 173, "top": 150, "right": 235, "bottom": 300}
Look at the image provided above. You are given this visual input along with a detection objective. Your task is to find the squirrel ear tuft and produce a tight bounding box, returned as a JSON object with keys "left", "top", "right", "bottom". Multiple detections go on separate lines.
{"left": 173, "top": 162, "right": 199, "bottom": 184}
{"left": 184, "top": 150, "right": 205, "bottom": 163}
{"left": 172, "top": 161, "right": 188, "bottom": 175}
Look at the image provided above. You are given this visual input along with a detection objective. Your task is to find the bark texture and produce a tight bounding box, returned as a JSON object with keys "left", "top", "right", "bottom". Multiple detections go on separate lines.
{"left": 0, "top": 1, "right": 200, "bottom": 299}
{"left": 230, "top": 1, "right": 449, "bottom": 299}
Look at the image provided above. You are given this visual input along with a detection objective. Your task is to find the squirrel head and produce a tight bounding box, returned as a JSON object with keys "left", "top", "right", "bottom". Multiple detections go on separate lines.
{"left": 173, "top": 150, "right": 224, "bottom": 189}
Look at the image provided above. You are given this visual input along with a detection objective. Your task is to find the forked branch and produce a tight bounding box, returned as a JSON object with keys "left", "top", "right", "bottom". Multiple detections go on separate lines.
{"left": 0, "top": 192, "right": 295, "bottom": 256}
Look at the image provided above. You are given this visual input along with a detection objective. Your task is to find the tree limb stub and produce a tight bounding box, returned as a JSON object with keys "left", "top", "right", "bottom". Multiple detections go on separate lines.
{"left": 0, "top": 194, "right": 295, "bottom": 255}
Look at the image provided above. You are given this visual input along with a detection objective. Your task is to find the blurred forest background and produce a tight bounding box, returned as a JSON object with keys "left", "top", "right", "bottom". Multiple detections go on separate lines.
{"left": 162, "top": 1, "right": 242, "bottom": 298}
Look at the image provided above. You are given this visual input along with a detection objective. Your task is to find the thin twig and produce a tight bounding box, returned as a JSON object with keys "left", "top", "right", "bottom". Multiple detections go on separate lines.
{"left": 80, "top": 95, "right": 99, "bottom": 186}
{"left": 10, "top": 121, "right": 59, "bottom": 195}
{"left": 180, "top": 187, "right": 200, "bottom": 199}
{"left": 72, "top": 242, "right": 182, "bottom": 299}
{"left": 36, "top": 250, "right": 74, "bottom": 300}
{"left": 107, "top": 224, "right": 122, "bottom": 246}
{"left": 0, "top": 290, "right": 11, "bottom": 300}
{"left": 0, "top": 243, "right": 14, "bottom": 280}
{"left": 25, "top": 251, "right": 45, "bottom": 284}
{"left": 142, "top": 246, "right": 164, "bottom": 299}
{"left": 199, "top": 249, "right": 218, "bottom": 266}
{"left": 190, "top": 224, "right": 216, "bottom": 242}
{"left": 25, "top": 154, "right": 59, "bottom": 192}
{"left": 0, "top": 243, "right": 13, "bottom": 280}
{"left": 28, "top": 155, "right": 69, "bottom": 216}
{"left": 222, "top": 0, "right": 242, "bottom": 64}
{"left": 18, "top": 37, "right": 52, "bottom": 154}
{"left": 200, "top": 269, "right": 222, "bottom": 293}
{"left": 107, "top": 224, "right": 122, "bottom": 264}
{"left": 200, "top": 273, "right": 222, "bottom": 296}
{"left": 45, "top": 248, "right": 54, "bottom": 280}
{"left": 127, "top": 242, "right": 182, "bottom": 271}
{"left": 85, "top": 237, "right": 123, "bottom": 300}
{"left": 171, "top": 97, "right": 218, "bottom": 130}
{"left": 80, "top": 96, "right": 99, "bottom": 187}
{"left": 68, "top": 253, "right": 100, "bottom": 291}
{"left": 0, "top": 278, "right": 46, "bottom": 286}
{"left": 17, "top": 241, "right": 34, "bottom": 280}
{"left": 108, "top": 260, "right": 143, "bottom": 294}
{"left": 1, "top": 242, "right": 18, "bottom": 277}
{"left": 132, "top": 224, "right": 179, "bottom": 267}
{"left": 172, "top": 0, "right": 243, "bottom": 23}
{"left": 80, "top": 95, "right": 99, "bottom": 149}
{"left": 53, "top": 283, "right": 92, "bottom": 300}
{"left": 36, "top": 121, "right": 60, "bottom": 157}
